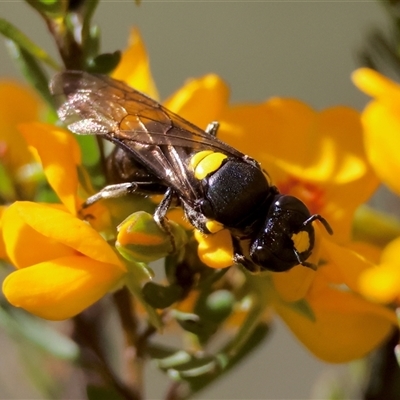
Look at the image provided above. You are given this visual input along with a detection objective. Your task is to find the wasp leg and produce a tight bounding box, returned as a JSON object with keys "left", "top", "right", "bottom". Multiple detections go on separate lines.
{"left": 205, "top": 121, "right": 220, "bottom": 136}
{"left": 83, "top": 181, "right": 166, "bottom": 208}
{"left": 303, "top": 214, "right": 333, "bottom": 235}
{"left": 232, "top": 236, "right": 261, "bottom": 273}
{"left": 83, "top": 182, "right": 139, "bottom": 208}
{"left": 292, "top": 248, "right": 317, "bottom": 271}
{"left": 153, "top": 187, "right": 178, "bottom": 253}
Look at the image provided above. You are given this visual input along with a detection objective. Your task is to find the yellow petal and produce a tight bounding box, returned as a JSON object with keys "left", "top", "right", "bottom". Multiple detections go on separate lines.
{"left": 3, "top": 202, "right": 124, "bottom": 270}
{"left": 275, "top": 285, "right": 396, "bottom": 362}
{"left": 2, "top": 202, "right": 75, "bottom": 268}
{"left": 194, "top": 229, "right": 233, "bottom": 269}
{"left": 321, "top": 239, "right": 375, "bottom": 293}
{"left": 352, "top": 68, "right": 400, "bottom": 105}
{"left": 359, "top": 237, "right": 400, "bottom": 303}
{"left": 0, "top": 206, "right": 9, "bottom": 260}
{"left": 2, "top": 255, "right": 125, "bottom": 320}
{"left": 272, "top": 265, "right": 315, "bottom": 302}
{"left": 18, "top": 122, "right": 81, "bottom": 214}
{"left": 112, "top": 27, "right": 158, "bottom": 99}
{"left": 0, "top": 81, "right": 42, "bottom": 173}
{"left": 164, "top": 74, "right": 229, "bottom": 129}
{"left": 362, "top": 101, "right": 400, "bottom": 195}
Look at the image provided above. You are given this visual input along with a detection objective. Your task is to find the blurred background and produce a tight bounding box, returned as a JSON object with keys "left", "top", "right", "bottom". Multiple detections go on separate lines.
{"left": 0, "top": 1, "right": 390, "bottom": 399}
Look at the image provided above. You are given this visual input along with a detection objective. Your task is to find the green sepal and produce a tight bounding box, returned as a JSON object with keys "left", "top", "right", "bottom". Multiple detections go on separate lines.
{"left": 86, "top": 51, "right": 121, "bottom": 74}
{"left": 5, "top": 40, "right": 54, "bottom": 109}
{"left": 142, "top": 282, "right": 183, "bottom": 309}
{"left": 124, "top": 261, "right": 163, "bottom": 331}
{"left": 284, "top": 298, "right": 316, "bottom": 322}
{"left": 0, "top": 18, "right": 60, "bottom": 70}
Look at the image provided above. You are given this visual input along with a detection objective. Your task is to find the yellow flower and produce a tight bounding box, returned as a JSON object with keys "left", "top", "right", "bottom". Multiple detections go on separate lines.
{"left": 0, "top": 80, "right": 44, "bottom": 199}
{"left": 2, "top": 201, "right": 126, "bottom": 320}
{"left": 352, "top": 68, "right": 400, "bottom": 196}
{"left": 1, "top": 124, "right": 126, "bottom": 320}
{"left": 358, "top": 237, "right": 400, "bottom": 304}
{"left": 219, "top": 98, "right": 379, "bottom": 242}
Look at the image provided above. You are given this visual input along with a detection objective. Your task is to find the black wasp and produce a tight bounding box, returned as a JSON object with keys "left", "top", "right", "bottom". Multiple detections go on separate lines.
{"left": 50, "top": 71, "right": 332, "bottom": 273}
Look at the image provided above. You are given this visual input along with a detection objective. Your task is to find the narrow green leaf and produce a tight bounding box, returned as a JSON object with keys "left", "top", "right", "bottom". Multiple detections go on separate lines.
{"left": 0, "top": 18, "right": 60, "bottom": 70}
{"left": 0, "top": 305, "right": 79, "bottom": 360}
{"left": 187, "top": 324, "right": 269, "bottom": 395}
{"left": 142, "top": 282, "right": 183, "bottom": 309}
{"left": 25, "top": 0, "right": 66, "bottom": 17}
{"left": 81, "top": 0, "right": 100, "bottom": 58}
{"left": 5, "top": 40, "right": 54, "bottom": 109}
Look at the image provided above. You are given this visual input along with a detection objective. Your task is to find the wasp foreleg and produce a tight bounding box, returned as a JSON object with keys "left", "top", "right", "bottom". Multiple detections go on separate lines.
{"left": 153, "top": 187, "right": 178, "bottom": 253}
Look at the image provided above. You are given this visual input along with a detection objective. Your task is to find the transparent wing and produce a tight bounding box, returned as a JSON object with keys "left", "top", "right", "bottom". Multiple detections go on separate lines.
{"left": 50, "top": 71, "right": 243, "bottom": 198}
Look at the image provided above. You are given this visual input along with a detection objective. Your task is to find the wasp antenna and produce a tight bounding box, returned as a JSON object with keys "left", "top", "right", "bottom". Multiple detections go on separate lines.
{"left": 303, "top": 214, "right": 333, "bottom": 235}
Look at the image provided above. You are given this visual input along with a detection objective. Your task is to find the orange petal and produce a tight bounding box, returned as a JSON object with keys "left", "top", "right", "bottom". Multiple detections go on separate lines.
{"left": 2, "top": 255, "right": 125, "bottom": 320}
{"left": 112, "top": 27, "right": 158, "bottom": 99}
{"left": 18, "top": 122, "right": 81, "bottom": 214}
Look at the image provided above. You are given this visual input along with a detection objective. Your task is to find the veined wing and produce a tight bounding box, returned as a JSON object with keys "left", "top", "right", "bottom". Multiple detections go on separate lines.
{"left": 50, "top": 71, "right": 244, "bottom": 198}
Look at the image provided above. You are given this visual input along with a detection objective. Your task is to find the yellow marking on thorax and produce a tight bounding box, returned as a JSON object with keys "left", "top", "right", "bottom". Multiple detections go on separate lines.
{"left": 193, "top": 152, "right": 227, "bottom": 180}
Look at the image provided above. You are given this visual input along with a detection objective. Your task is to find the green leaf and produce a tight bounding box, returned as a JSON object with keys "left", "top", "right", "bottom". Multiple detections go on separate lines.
{"left": 0, "top": 304, "right": 79, "bottom": 360}
{"left": 187, "top": 324, "right": 269, "bottom": 394}
{"left": 81, "top": 0, "right": 100, "bottom": 58}
{"left": 142, "top": 282, "right": 183, "bottom": 309}
{"left": 5, "top": 40, "right": 54, "bottom": 109}
{"left": 0, "top": 18, "right": 60, "bottom": 70}
{"left": 25, "top": 0, "right": 67, "bottom": 17}
{"left": 86, "top": 51, "right": 122, "bottom": 74}
{"left": 171, "top": 309, "right": 218, "bottom": 338}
